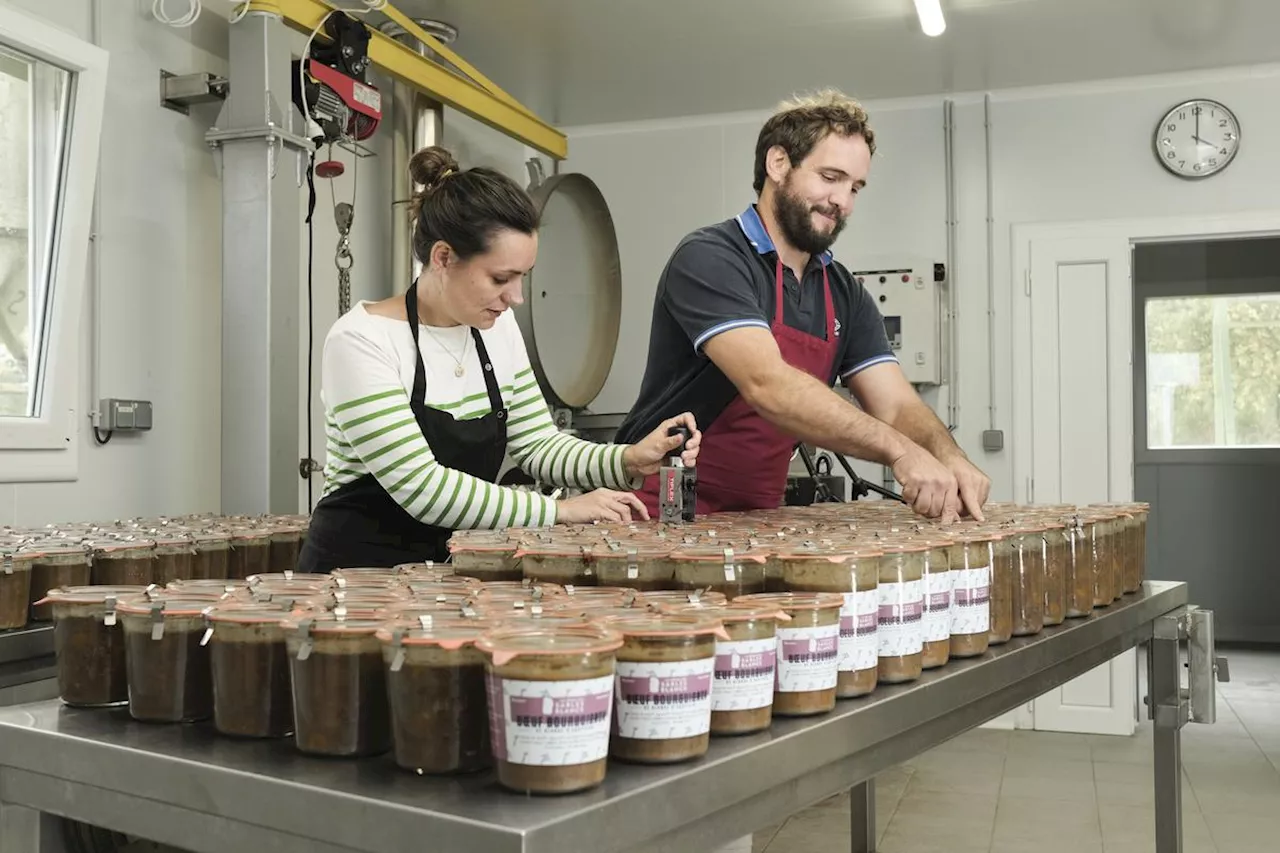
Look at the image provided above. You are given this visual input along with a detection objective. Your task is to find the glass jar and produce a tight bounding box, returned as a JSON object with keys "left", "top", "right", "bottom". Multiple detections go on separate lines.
{"left": 153, "top": 534, "right": 196, "bottom": 585}
{"left": 207, "top": 607, "right": 295, "bottom": 738}
{"left": 228, "top": 530, "right": 273, "bottom": 580}
{"left": 660, "top": 602, "right": 781, "bottom": 736}
{"left": 641, "top": 589, "right": 728, "bottom": 609}
{"left": 284, "top": 615, "right": 391, "bottom": 757}
{"left": 27, "top": 541, "right": 91, "bottom": 622}
{"left": 1119, "top": 511, "right": 1140, "bottom": 595}
{"left": 1064, "top": 517, "right": 1093, "bottom": 618}
{"left": 118, "top": 596, "right": 215, "bottom": 723}
{"left": 0, "top": 548, "right": 36, "bottom": 629}
{"left": 1084, "top": 516, "right": 1114, "bottom": 608}
{"left": 477, "top": 623, "right": 623, "bottom": 795}
{"left": 91, "top": 538, "right": 157, "bottom": 587}
{"left": 671, "top": 545, "right": 769, "bottom": 599}
{"left": 1041, "top": 523, "right": 1069, "bottom": 627}
{"left": 1009, "top": 529, "right": 1046, "bottom": 637}
{"left": 1128, "top": 503, "right": 1150, "bottom": 592}
{"left": 774, "top": 546, "right": 881, "bottom": 699}
{"left": 592, "top": 543, "right": 674, "bottom": 591}
{"left": 378, "top": 617, "right": 495, "bottom": 775}
{"left": 449, "top": 538, "right": 522, "bottom": 582}
{"left": 191, "top": 531, "right": 232, "bottom": 580}
{"left": 519, "top": 543, "right": 597, "bottom": 586}
{"left": 269, "top": 524, "right": 304, "bottom": 574}
{"left": 599, "top": 613, "right": 723, "bottom": 764}
{"left": 918, "top": 539, "right": 953, "bottom": 670}
{"left": 875, "top": 544, "right": 926, "bottom": 684}
{"left": 987, "top": 534, "right": 1013, "bottom": 645}
{"left": 40, "top": 586, "right": 144, "bottom": 706}
{"left": 731, "top": 592, "right": 843, "bottom": 717}
{"left": 947, "top": 536, "right": 992, "bottom": 658}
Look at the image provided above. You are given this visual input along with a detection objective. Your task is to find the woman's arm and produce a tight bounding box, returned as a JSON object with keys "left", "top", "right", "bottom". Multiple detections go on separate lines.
{"left": 503, "top": 365, "right": 642, "bottom": 491}
{"left": 323, "top": 326, "right": 559, "bottom": 529}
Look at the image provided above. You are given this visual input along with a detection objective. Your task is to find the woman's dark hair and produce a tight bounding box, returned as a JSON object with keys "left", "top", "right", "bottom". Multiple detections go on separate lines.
{"left": 408, "top": 146, "right": 540, "bottom": 264}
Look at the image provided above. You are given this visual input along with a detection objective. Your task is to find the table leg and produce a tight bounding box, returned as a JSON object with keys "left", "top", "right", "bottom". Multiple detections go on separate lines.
{"left": 850, "top": 778, "right": 875, "bottom": 853}
{"left": 1150, "top": 626, "right": 1184, "bottom": 853}
{"left": 0, "top": 801, "right": 67, "bottom": 853}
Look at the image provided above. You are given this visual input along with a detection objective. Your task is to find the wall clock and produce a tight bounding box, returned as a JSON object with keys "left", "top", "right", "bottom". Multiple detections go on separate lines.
{"left": 1154, "top": 99, "right": 1240, "bottom": 179}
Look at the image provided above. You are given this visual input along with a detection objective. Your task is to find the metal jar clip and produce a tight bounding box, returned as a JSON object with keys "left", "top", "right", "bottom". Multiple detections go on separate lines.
{"left": 150, "top": 602, "right": 166, "bottom": 641}
{"left": 389, "top": 629, "right": 406, "bottom": 672}
{"left": 722, "top": 548, "right": 736, "bottom": 583}
{"left": 294, "top": 619, "right": 315, "bottom": 661}
{"left": 627, "top": 547, "right": 639, "bottom": 580}
{"left": 103, "top": 595, "right": 118, "bottom": 627}
{"left": 199, "top": 607, "right": 216, "bottom": 647}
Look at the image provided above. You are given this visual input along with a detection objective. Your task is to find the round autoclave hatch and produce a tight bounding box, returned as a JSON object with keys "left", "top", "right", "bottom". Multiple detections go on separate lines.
{"left": 513, "top": 162, "right": 621, "bottom": 411}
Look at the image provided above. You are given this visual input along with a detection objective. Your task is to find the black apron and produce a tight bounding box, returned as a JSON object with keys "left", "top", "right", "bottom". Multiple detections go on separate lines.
{"left": 297, "top": 284, "right": 509, "bottom": 572}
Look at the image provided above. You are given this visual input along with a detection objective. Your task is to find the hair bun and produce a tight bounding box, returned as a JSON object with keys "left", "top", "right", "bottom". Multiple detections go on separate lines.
{"left": 408, "top": 145, "right": 459, "bottom": 190}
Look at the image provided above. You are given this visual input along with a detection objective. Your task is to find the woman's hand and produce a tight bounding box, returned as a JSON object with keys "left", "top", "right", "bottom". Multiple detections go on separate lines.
{"left": 621, "top": 413, "right": 702, "bottom": 478}
{"left": 556, "top": 489, "right": 650, "bottom": 524}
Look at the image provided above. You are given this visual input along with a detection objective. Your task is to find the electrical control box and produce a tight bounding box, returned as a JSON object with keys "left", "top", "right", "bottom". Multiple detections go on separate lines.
{"left": 99, "top": 399, "right": 154, "bottom": 431}
{"left": 850, "top": 261, "right": 944, "bottom": 386}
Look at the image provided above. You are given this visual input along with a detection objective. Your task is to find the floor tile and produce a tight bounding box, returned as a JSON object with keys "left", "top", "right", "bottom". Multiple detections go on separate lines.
{"left": 1190, "top": 776, "right": 1280, "bottom": 816}
{"left": 1008, "top": 730, "right": 1096, "bottom": 760}
{"left": 876, "top": 824, "right": 990, "bottom": 853}
{"left": 1202, "top": 812, "right": 1280, "bottom": 853}
{"left": 995, "top": 795, "right": 1101, "bottom": 842}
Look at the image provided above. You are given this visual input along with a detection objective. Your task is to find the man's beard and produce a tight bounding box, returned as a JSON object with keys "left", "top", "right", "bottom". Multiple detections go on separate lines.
{"left": 774, "top": 180, "right": 846, "bottom": 256}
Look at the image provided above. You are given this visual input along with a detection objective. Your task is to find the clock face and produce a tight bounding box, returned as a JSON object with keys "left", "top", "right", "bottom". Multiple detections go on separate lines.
{"left": 1154, "top": 99, "right": 1240, "bottom": 179}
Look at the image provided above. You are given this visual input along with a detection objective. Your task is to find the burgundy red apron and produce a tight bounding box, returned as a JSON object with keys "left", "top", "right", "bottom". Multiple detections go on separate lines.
{"left": 637, "top": 256, "right": 840, "bottom": 515}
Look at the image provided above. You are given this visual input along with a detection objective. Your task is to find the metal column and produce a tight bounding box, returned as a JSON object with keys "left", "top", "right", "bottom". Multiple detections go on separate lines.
{"left": 381, "top": 20, "right": 447, "bottom": 292}
{"left": 849, "top": 779, "right": 875, "bottom": 853}
{"left": 1150, "top": 618, "right": 1184, "bottom": 853}
{"left": 211, "top": 11, "right": 309, "bottom": 515}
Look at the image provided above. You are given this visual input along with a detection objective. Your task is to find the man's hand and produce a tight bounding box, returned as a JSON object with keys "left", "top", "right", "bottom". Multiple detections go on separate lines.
{"left": 890, "top": 445, "right": 960, "bottom": 522}
{"left": 937, "top": 451, "right": 991, "bottom": 522}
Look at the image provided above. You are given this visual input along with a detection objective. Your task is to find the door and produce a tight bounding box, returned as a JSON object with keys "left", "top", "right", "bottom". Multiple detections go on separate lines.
{"left": 1022, "top": 234, "right": 1139, "bottom": 736}
{"left": 1133, "top": 238, "right": 1280, "bottom": 644}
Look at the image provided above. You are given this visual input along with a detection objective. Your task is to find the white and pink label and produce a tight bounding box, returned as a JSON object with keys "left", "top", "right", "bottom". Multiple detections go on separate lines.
{"left": 951, "top": 566, "right": 991, "bottom": 635}
{"left": 614, "top": 658, "right": 714, "bottom": 740}
{"left": 839, "top": 590, "right": 879, "bottom": 673}
{"left": 487, "top": 674, "right": 614, "bottom": 766}
{"left": 712, "top": 637, "right": 776, "bottom": 711}
{"left": 878, "top": 579, "right": 924, "bottom": 658}
{"left": 774, "top": 623, "right": 839, "bottom": 693}
{"left": 923, "top": 572, "right": 953, "bottom": 643}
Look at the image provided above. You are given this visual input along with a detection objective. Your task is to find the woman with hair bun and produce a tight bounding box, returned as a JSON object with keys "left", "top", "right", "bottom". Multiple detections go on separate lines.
{"left": 297, "top": 146, "right": 701, "bottom": 572}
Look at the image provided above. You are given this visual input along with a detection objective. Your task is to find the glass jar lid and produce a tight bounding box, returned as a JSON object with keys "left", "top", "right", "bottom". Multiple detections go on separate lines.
{"left": 731, "top": 591, "right": 845, "bottom": 612}
{"left": 476, "top": 622, "right": 624, "bottom": 665}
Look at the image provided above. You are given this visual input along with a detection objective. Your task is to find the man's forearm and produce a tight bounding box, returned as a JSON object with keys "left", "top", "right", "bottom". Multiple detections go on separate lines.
{"left": 891, "top": 398, "right": 964, "bottom": 462}
{"left": 746, "top": 365, "right": 914, "bottom": 466}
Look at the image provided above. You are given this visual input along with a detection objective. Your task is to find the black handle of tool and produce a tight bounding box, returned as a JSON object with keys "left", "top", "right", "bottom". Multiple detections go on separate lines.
{"left": 796, "top": 444, "right": 839, "bottom": 503}
{"left": 831, "top": 452, "right": 907, "bottom": 504}
{"left": 667, "top": 425, "right": 691, "bottom": 454}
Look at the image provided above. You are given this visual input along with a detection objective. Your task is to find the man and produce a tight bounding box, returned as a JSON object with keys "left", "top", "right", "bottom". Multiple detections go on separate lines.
{"left": 617, "top": 89, "right": 990, "bottom": 522}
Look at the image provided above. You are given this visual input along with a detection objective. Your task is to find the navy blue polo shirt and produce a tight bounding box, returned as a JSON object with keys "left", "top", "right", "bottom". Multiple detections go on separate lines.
{"left": 616, "top": 205, "right": 896, "bottom": 444}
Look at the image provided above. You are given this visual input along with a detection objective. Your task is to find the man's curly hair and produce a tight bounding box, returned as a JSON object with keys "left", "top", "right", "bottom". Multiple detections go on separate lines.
{"left": 753, "top": 88, "right": 876, "bottom": 195}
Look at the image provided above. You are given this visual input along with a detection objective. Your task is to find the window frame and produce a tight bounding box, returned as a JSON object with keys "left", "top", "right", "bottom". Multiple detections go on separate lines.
{"left": 1134, "top": 277, "right": 1280, "bottom": 465}
{"left": 0, "top": 5, "right": 107, "bottom": 467}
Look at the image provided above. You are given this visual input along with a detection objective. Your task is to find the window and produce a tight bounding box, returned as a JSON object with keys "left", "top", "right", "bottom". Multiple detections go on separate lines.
{"left": 0, "top": 5, "right": 106, "bottom": 472}
{"left": 0, "top": 45, "right": 71, "bottom": 418}
{"left": 1145, "top": 294, "right": 1280, "bottom": 449}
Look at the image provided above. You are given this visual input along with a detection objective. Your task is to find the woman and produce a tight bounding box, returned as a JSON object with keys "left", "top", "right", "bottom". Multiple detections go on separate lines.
{"left": 298, "top": 146, "right": 701, "bottom": 572}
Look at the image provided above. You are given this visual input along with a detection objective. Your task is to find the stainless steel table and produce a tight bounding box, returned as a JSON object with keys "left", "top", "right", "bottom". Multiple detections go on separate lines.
{"left": 0, "top": 581, "right": 1215, "bottom": 853}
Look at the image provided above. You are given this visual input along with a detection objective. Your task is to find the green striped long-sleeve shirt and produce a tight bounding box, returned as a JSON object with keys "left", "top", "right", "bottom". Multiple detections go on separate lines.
{"left": 320, "top": 304, "right": 640, "bottom": 529}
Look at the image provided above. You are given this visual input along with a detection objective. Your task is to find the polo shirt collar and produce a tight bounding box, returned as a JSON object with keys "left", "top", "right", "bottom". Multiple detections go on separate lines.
{"left": 734, "top": 204, "right": 833, "bottom": 267}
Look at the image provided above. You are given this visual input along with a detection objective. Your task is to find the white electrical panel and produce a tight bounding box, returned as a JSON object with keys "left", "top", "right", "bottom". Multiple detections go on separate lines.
{"left": 850, "top": 261, "right": 944, "bottom": 386}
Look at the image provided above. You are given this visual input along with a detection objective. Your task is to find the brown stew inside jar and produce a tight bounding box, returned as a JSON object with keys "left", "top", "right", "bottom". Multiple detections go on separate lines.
{"left": 208, "top": 609, "right": 294, "bottom": 738}
{"left": 152, "top": 536, "right": 196, "bottom": 585}
{"left": 448, "top": 540, "right": 523, "bottom": 582}
{"left": 228, "top": 532, "right": 272, "bottom": 581}
{"left": 379, "top": 618, "right": 494, "bottom": 775}
{"left": 671, "top": 546, "right": 768, "bottom": 600}
{"left": 987, "top": 534, "right": 1014, "bottom": 644}
{"left": 731, "top": 592, "right": 842, "bottom": 717}
{"left": 660, "top": 602, "right": 780, "bottom": 736}
{"left": 91, "top": 540, "right": 158, "bottom": 587}
{"left": 285, "top": 616, "right": 390, "bottom": 757}
{"left": 948, "top": 537, "right": 993, "bottom": 658}
{"left": 919, "top": 541, "right": 953, "bottom": 670}
{"left": 597, "top": 613, "right": 721, "bottom": 764}
{"left": 42, "top": 586, "right": 145, "bottom": 707}
{"left": 591, "top": 545, "right": 674, "bottom": 591}
{"left": 119, "top": 597, "right": 215, "bottom": 723}
{"left": 875, "top": 544, "right": 926, "bottom": 685}
{"left": 775, "top": 548, "right": 881, "bottom": 700}
{"left": 28, "top": 543, "right": 91, "bottom": 622}
{"left": 1041, "top": 523, "right": 1069, "bottom": 627}
{"left": 477, "top": 623, "right": 623, "bottom": 795}
{"left": 0, "top": 550, "right": 35, "bottom": 630}
{"left": 269, "top": 526, "right": 303, "bottom": 573}
{"left": 191, "top": 533, "right": 232, "bottom": 580}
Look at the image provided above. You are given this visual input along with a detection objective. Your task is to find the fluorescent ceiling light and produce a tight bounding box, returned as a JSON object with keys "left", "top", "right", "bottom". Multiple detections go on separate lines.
{"left": 913, "top": 0, "right": 946, "bottom": 36}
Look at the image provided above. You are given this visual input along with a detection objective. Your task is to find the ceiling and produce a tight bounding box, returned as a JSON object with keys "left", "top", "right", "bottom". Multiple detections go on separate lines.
{"left": 391, "top": 0, "right": 1280, "bottom": 127}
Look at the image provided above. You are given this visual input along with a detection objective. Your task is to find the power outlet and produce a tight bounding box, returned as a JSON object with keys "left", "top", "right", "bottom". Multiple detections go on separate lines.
{"left": 99, "top": 399, "right": 154, "bottom": 431}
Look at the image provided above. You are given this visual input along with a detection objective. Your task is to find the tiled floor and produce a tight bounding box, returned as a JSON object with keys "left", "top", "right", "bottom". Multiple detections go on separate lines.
{"left": 752, "top": 648, "right": 1280, "bottom": 853}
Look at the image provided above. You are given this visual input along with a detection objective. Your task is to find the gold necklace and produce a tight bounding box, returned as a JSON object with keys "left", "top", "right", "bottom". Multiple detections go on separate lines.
{"left": 421, "top": 324, "right": 470, "bottom": 377}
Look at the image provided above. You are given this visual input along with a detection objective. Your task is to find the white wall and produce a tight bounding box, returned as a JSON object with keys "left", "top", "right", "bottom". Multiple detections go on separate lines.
{"left": 560, "top": 63, "right": 1280, "bottom": 500}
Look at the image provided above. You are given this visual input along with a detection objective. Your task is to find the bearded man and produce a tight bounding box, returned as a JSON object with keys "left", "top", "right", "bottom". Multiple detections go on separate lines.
{"left": 616, "top": 89, "right": 990, "bottom": 522}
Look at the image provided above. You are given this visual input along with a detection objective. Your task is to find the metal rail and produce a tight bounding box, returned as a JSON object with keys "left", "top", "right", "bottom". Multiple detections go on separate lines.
{"left": 0, "top": 581, "right": 1200, "bottom": 853}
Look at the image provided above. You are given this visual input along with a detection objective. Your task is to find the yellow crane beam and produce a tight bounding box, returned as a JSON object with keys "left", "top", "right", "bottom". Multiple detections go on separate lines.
{"left": 248, "top": 0, "right": 567, "bottom": 160}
